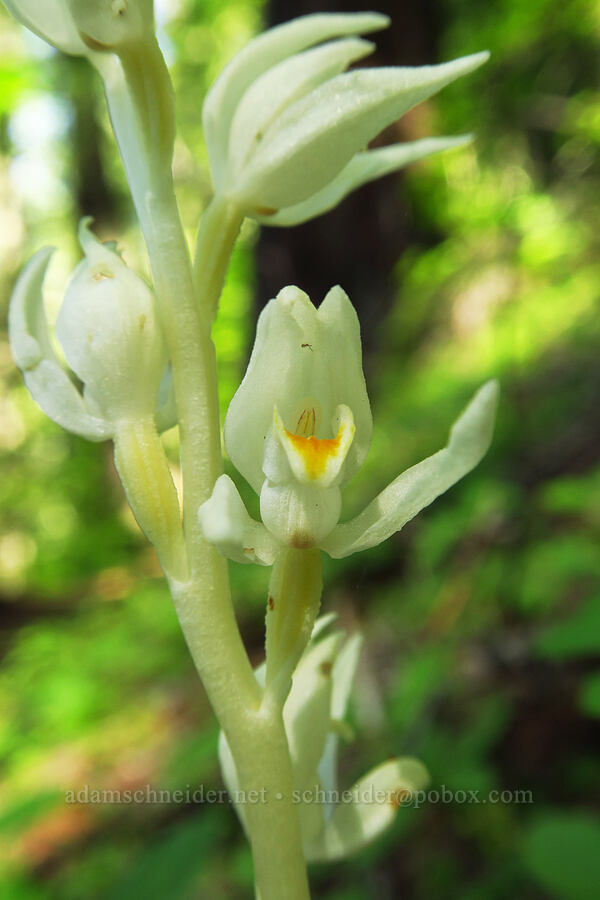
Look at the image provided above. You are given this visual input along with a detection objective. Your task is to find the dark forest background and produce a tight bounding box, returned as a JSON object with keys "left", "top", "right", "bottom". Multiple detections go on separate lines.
{"left": 1, "top": 0, "right": 599, "bottom": 897}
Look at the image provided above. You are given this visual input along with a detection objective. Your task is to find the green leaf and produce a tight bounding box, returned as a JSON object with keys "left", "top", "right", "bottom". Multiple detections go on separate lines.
{"left": 521, "top": 811, "right": 600, "bottom": 900}
{"left": 579, "top": 672, "right": 600, "bottom": 718}
{"left": 535, "top": 597, "right": 600, "bottom": 659}
{"left": 107, "top": 813, "right": 226, "bottom": 900}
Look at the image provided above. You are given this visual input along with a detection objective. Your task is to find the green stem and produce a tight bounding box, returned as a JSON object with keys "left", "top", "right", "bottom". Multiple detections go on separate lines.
{"left": 113, "top": 416, "right": 186, "bottom": 580}
{"left": 99, "top": 48, "right": 311, "bottom": 899}
{"left": 265, "top": 548, "right": 323, "bottom": 706}
{"left": 193, "top": 192, "right": 243, "bottom": 321}
{"left": 101, "top": 49, "right": 259, "bottom": 726}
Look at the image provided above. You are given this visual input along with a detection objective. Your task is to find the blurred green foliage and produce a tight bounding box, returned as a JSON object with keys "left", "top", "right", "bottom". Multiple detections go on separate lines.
{"left": 0, "top": 0, "right": 599, "bottom": 898}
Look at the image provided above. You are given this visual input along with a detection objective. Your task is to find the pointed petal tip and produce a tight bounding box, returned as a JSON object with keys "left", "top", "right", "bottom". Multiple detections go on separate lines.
{"left": 358, "top": 11, "right": 390, "bottom": 31}
{"left": 319, "top": 284, "right": 352, "bottom": 315}
{"left": 8, "top": 246, "right": 56, "bottom": 371}
{"left": 276, "top": 284, "right": 315, "bottom": 312}
{"left": 479, "top": 377, "right": 500, "bottom": 408}
{"left": 462, "top": 49, "right": 491, "bottom": 69}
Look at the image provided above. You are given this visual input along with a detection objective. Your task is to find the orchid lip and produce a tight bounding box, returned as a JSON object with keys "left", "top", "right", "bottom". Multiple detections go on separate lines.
{"left": 273, "top": 402, "right": 355, "bottom": 487}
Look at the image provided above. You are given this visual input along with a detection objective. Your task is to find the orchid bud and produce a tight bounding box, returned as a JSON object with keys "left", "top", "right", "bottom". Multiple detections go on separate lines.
{"left": 219, "top": 616, "right": 430, "bottom": 861}
{"left": 9, "top": 220, "right": 169, "bottom": 439}
{"left": 203, "top": 12, "right": 488, "bottom": 224}
{"left": 56, "top": 219, "right": 166, "bottom": 423}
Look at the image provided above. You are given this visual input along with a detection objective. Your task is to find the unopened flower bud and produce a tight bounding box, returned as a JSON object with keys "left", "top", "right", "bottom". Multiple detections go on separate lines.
{"left": 55, "top": 219, "right": 166, "bottom": 423}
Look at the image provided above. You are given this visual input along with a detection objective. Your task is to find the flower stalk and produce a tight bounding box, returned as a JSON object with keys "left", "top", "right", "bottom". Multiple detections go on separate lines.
{"left": 5, "top": 5, "right": 496, "bottom": 897}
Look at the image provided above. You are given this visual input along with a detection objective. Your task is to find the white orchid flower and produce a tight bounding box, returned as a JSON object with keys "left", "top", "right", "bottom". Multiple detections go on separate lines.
{"left": 220, "top": 615, "right": 429, "bottom": 862}
{"left": 8, "top": 219, "right": 173, "bottom": 440}
{"left": 202, "top": 12, "right": 488, "bottom": 224}
{"left": 199, "top": 285, "right": 498, "bottom": 566}
{"left": 2, "top": 0, "right": 154, "bottom": 56}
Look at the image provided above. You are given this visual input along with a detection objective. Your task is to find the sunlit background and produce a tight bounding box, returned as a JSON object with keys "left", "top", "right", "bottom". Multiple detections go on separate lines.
{"left": 1, "top": 0, "right": 600, "bottom": 898}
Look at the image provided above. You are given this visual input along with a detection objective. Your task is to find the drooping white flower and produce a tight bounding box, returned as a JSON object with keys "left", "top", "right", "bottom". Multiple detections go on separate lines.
{"left": 8, "top": 219, "right": 173, "bottom": 440}
{"left": 219, "top": 615, "right": 429, "bottom": 862}
{"left": 2, "top": 0, "right": 155, "bottom": 56}
{"left": 198, "top": 285, "right": 498, "bottom": 565}
{"left": 202, "top": 12, "right": 488, "bottom": 224}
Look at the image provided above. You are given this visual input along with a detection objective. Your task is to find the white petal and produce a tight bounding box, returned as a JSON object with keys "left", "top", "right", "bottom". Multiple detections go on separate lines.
{"left": 227, "top": 37, "right": 374, "bottom": 188}
{"left": 198, "top": 474, "right": 280, "bottom": 566}
{"left": 317, "top": 286, "right": 372, "bottom": 481}
{"left": 3, "top": 0, "right": 87, "bottom": 54}
{"left": 237, "top": 52, "right": 489, "bottom": 210}
{"left": 225, "top": 285, "right": 371, "bottom": 492}
{"left": 203, "top": 12, "right": 389, "bottom": 189}
{"left": 322, "top": 380, "right": 498, "bottom": 558}
{"left": 284, "top": 632, "right": 342, "bottom": 788}
{"left": 65, "top": 0, "right": 154, "bottom": 52}
{"left": 318, "top": 633, "right": 363, "bottom": 801}
{"left": 56, "top": 219, "right": 166, "bottom": 422}
{"left": 8, "top": 248, "right": 111, "bottom": 441}
{"left": 306, "top": 757, "right": 429, "bottom": 862}
{"left": 261, "top": 135, "right": 473, "bottom": 226}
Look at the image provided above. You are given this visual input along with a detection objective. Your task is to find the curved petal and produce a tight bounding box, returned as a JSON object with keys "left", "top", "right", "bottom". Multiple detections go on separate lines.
{"left": 202, "top": 12, "right": 389, "bottom": 188}
{"left": 227, "top": 37, "right": 374, "bottom": 187}
{"left": 284, "top": 632, "right": 342, "bottom": 788}
{"left": 318, "top": 632, "right": 363, "bottom": 810}
{"left": 237, "top": 52, "right": 489, "bottom": 210}
{"left": 317, "top": 286, "right": 372, "bottom": 481}
{"left": 305, "top": 757, "right": 429, "bottom": 863}
{"left": 225, "top": 285, "right": 371, "bottom": 492}
{"left": 322, "top": 380, "right": 499, "bottom": 558}
{"left": 260, "top": 135, "right": 473, "bottom": 226}
{"left": 3, "top": 0, "right": 87, "bottom": 55}
{"left": 8, "top": 248, "right": 111, "bottom": 441}
{"left": 56, "top": 219, "right": 166, "bottom": 422}
{"left": 198, "top": 474, "right": 281, "bottom": 566}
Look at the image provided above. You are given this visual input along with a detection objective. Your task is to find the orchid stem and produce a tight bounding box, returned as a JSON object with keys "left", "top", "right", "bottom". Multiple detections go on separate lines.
{"left": 100, "top": 50, "right": 311, "bottom": 900}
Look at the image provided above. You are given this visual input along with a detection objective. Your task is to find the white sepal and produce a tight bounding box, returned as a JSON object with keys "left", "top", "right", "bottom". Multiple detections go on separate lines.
{"left": 322, "top": 380, "right": 499, "bottom": 558}
{"left": 318, "top": 633, "right": 363, "bottom": 805}
{"left": 235, "top": 52, "right": 489, "bottom": 210}
{"left": 56, "top": 219, "right": 166, "bottom": 423}
{"left": 65, "top": 0, "right": 154, "bottom": 53}
{"left": 224, "top": 285, "right": 371, "bottom": 494}
{"left": 198, "top": 474, "right": 281, "bottom": 566}
{"left": 8, "top": 247, "right": 111, "bottom": 441}
{"left": 305, "top": 757, "right": 429, "bottom": 863}
{"left": 203, "top": 12, "right": 389, "bottom": 189}
{"left": 226, "top": 37, "right": 375, "bottom": 189}
{"left": 261, "top": 135, "right": 473, "bottom": 226}
{"left": 2, "top": 0, "right": 87, "bottom": 55}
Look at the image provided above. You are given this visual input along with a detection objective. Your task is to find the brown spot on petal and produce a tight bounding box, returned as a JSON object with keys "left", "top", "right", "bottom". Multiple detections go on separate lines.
{"left": 390, "top": 788, "right": 411, "bottom": 809}
{"left": 254, "top": 206, "right": 278, "bottom": 217}
{"left": 267, "top": 595, "right": 275, "bottom": 611}
{"left": 320, "top": 661, "right": 332, "bottom": 676}
{"left": 290, "top": 532, "right": 315, "bottom": 549}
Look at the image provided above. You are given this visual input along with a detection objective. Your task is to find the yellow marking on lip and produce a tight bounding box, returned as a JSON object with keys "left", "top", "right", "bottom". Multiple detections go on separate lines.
{"left": 285, "top": 429, "right": 345, "bottom": 480}
{"left": 274, "top": 404, "right": 355, "bottom": 486}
